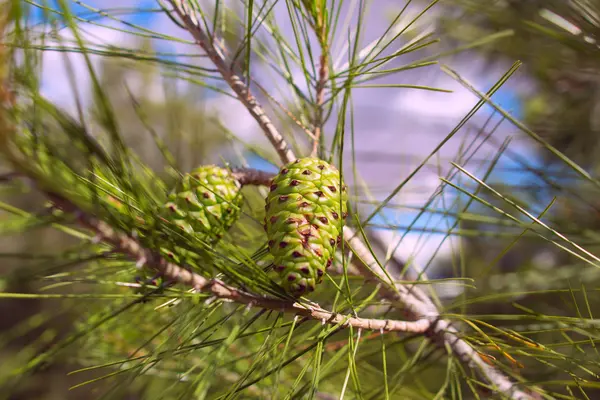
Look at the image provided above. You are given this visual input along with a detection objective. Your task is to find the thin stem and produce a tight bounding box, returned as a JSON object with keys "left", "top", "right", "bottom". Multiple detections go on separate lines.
{"left": 311, "top": 52, "right": 328, "bottom": 158}
{"left": 311, "top": 8, "right": 329, "bottom": 158}
{"left": 231, "top": 167, "right": 274, "bottom": 186}
{"left": 45, "top": 192, "right": 429, "bottom": 334}
{"left": 169, "top": 0, "right": 296, "bottom": 164}
{"left": 252, "top": 78, "right": 316, "bottom": 141}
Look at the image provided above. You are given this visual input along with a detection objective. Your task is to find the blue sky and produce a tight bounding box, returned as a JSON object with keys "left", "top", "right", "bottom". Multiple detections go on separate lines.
{"left": 30, "top": 0, "right": 158, "bottom": 27}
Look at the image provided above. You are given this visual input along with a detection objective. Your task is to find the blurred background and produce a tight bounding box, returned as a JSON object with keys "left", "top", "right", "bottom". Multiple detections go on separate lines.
{"left": 2, "top": 0, "right": 600, "bottom": 398}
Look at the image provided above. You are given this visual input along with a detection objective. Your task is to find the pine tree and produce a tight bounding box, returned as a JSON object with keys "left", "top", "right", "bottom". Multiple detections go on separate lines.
{"left": 0, "top": 1, "right": 599, "bottom": 399}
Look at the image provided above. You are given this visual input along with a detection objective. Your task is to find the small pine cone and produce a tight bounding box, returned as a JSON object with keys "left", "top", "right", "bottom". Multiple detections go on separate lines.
{"left": 159, "top": 165, "right": 243, "bottom": 244}
{"left": 264, "top": 157, "right": 348, "bottom": 296}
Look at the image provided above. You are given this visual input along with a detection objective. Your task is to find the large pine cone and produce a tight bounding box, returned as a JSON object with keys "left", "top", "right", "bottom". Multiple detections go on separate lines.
{"left": 264, "top": 157, "right": 348, "bottom": 296}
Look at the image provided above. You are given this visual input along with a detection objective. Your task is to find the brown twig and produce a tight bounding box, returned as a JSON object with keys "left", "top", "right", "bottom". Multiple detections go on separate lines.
{"left": 168, "top": 1, "right": 296, "bottom": 164}
{"left": 311, "top": 5, "right": 329, "bottom": 158}
{"left": 164, "top": 2, "right": 535, "bottom": 398}
{"left": 44, "top": 192, "right": 430, "bottom": 334}
{"left": 342, "top": 232, "right": 532, "bottom": 398}
{"left": 231, "top": 167, "right": 275, "bottom": 186}
{"left": 251, "top": 78, "right": 316, "bottom": 141}
{"left": 311, "top": 52, "right": 328, "bottom": 158}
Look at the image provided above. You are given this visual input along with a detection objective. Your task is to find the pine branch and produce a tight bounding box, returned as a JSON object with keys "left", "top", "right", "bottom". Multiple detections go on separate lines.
{"left": 166, "top": 2, "right": 534, "bottom": 398}
{"left": 344, "top": 233, "right": 535, "bottom": 398}
{"left": 41, "top": 191, "right": 429, "bottom": 334}
{"left": 231, "top": 167, "right": 274, "bottom": 186}
{"left": 311, "top": 51, "right": 327, "bottom": 158}
{"left": 252, "top": 78, "right": 317, "bottom": 141}
{"left": 308, "top": 3, "right": 328, "bottom": 158}
{"left": 167, "top": 1, "right": 296, "bottom": 164}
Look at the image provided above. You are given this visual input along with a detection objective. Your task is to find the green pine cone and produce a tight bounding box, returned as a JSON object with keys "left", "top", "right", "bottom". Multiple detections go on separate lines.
{"left": 264, "top": 157, "right": 348, "bottom": 296}
{"left": 160, "top": 165, "right": 243, "bottom": 245}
